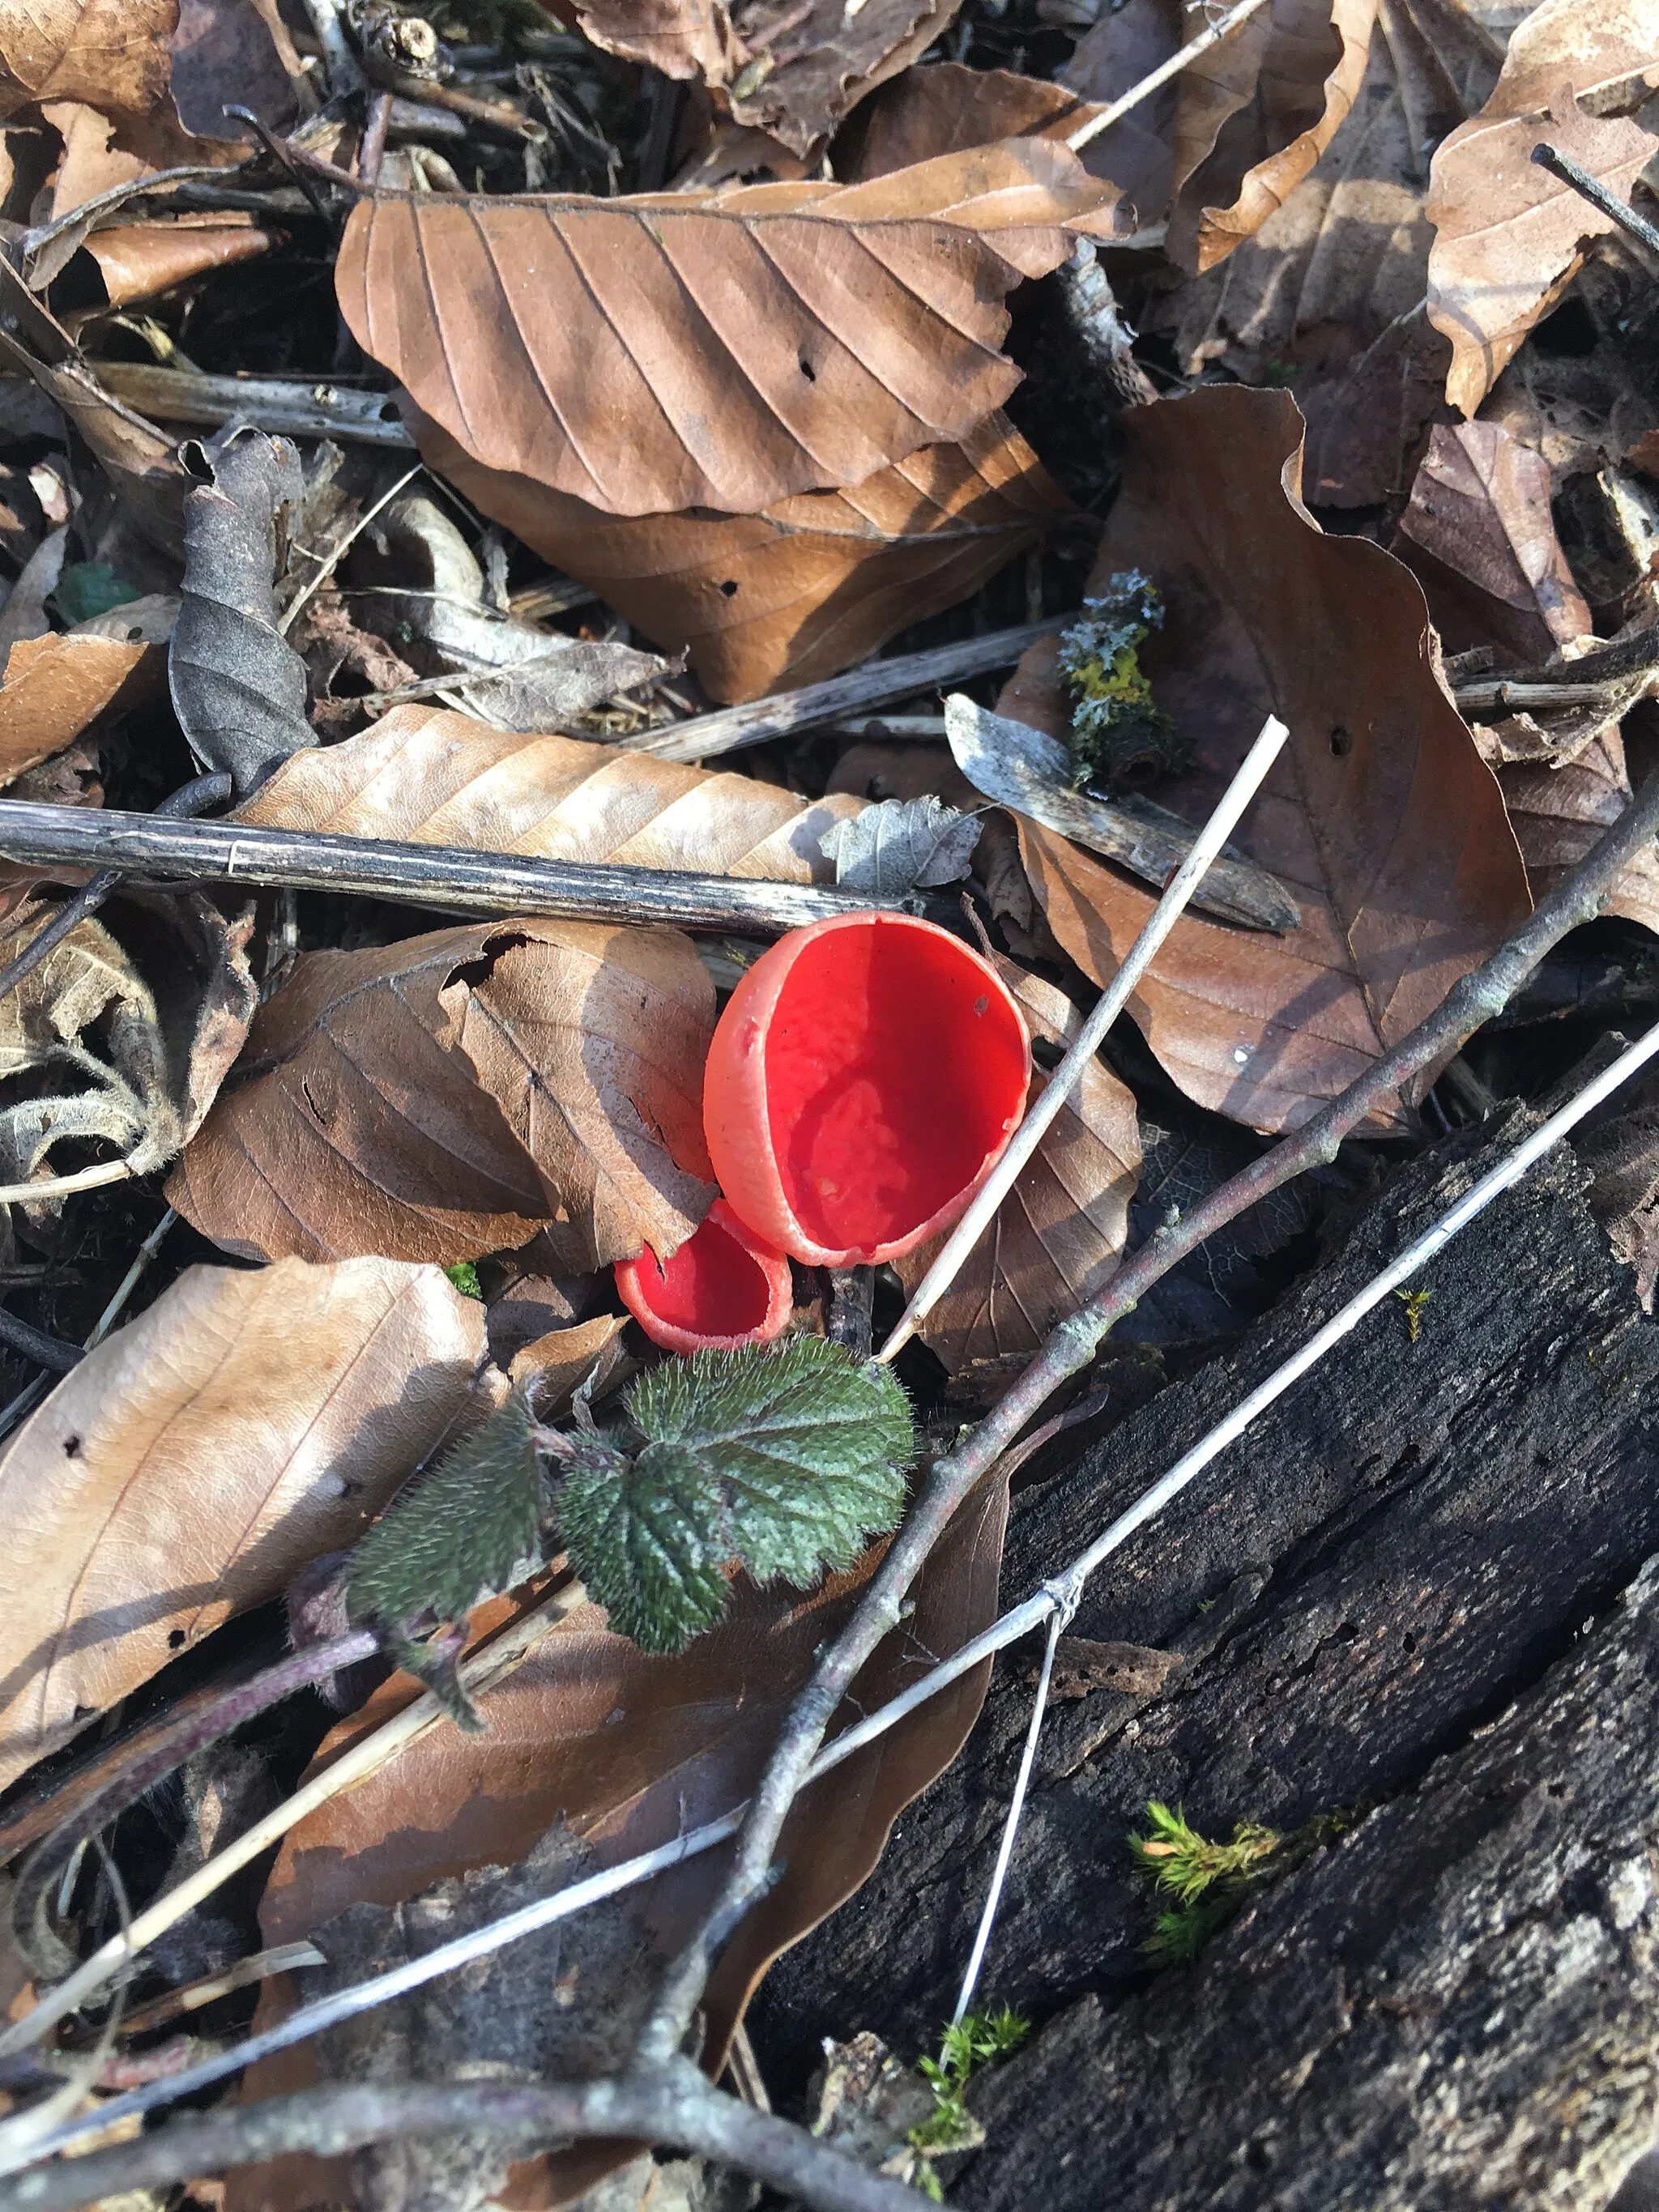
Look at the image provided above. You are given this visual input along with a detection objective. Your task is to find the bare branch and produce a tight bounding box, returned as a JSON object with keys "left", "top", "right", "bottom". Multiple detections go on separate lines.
{"left": 0, "top": 2070, "right": 918, "bottom": 2212}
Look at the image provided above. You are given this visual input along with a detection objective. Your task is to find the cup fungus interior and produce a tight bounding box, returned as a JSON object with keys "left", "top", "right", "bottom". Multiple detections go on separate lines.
{"left": 636, "top": 1208, "right": 778, "bottom": 1340}
{"left": 762, "top": 917, "right": 1029, "bottom": 1257}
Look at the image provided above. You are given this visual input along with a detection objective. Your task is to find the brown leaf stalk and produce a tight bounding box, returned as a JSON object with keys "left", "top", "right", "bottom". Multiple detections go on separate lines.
{"left": 0, "top": 2068, "right": 917, "bottom": 2212}
{"left": 637, "top": 761, "right": 1659, "bottom": 2062}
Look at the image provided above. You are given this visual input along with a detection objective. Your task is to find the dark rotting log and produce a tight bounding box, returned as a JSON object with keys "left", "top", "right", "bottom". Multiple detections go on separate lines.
{"left": 751, "top": 1106, "right": 1659, "bottom": 2207}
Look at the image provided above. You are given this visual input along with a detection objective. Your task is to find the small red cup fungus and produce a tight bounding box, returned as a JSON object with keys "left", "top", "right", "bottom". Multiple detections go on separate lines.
{"left": 615, "top": 1198, "right": 794, "bottom": 1354}
{"left": 702, "top": 912, "right": 1031, "bottom": 1268}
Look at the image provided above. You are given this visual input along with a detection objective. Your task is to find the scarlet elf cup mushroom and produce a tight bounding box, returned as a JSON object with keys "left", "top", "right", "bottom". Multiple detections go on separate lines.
{"left": 703, "top": 912, "right": 1031, "bottom": 1269}
{"left": 616, "top": 1199, "right": 794, "bottom": 1354}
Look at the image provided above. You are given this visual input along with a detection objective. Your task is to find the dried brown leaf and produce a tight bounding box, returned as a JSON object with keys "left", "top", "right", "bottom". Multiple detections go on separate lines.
{"left": 241, "top": 1467, "right": 1010, "bottom": 2208}
{"left": 0, "top": 630, "right": 164, "bottom": 786}
{"left": 1495, "top": 728, "right": 1659, "bottom": 936}
{"left": 1427, "top": 0, "right": 1659, "bottom": 418}
{"left": 334, "top": 143, "right": 1124, "bottom": 518}
{"left": 236, "top": 703, "right": 864, "bottom": 880}
{"left": 1177, "top": 0, "right": 1380, "bottom": 272}
{"left": 0, "top": 889, "right": 254, "bottom": 1187}
{"left": 407, "top": 406, "right": 1074, "bottom": 702}
{"left": 997, "top": 386, "right": 1530, "bottom": 1134}
{"left": 1394, "top": 420, "right": 1593, "bottom": 663}
{"left": 0, "top": 0, "right": 198, "bottom": 164}
{"left": 74, "top": 217, "right": 272, "bottom": 307}
{"left": 896, "top": 958, "right": 1140, "bottom": 1370}
{"left": 0, "top": 1255, "right": 485, "bottom": 1790}
{"left": 168, "top": 918, "right": 716, "bottom": 1272}
{"left": 844, "top": 58, "right": 1095, "bottom": 175}
{"left": 1576, "top": 1063, "right": 1659, "bottom": 1307}
{"left": 573, "top": 0, "right": 966, "bottom": 159}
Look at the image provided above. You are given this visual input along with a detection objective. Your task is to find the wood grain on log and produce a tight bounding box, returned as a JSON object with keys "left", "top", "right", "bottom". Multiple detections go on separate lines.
{"left": 751, "top": 1109, "right": 1659, "bottom": 2206}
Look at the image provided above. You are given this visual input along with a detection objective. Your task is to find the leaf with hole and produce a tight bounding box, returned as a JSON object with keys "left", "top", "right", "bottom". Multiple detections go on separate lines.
{"left": 334, "top": 143, "right": 1124, "bottom": 518}
{"left": 168, "top": 917, "right": 716, "bottom": 1271}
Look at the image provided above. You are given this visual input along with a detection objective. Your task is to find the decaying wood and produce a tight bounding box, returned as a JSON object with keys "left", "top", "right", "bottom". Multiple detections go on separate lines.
{"left": 92, "top": 362, "right": 419, "bottom": 446}
{"left": 0, "top": 802, "right": 920, "bottom": 934}
{"left": 752, "top": 1113, "right": 1659, "bottom": 2207}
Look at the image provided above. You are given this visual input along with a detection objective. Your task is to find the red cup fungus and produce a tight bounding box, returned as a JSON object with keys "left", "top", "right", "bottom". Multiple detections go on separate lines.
{"left": 615, "top": 1198, "right": 794, "bottom": 1354}
{"left": 702, "top": 912, "right": 1031, "bottom": 1268}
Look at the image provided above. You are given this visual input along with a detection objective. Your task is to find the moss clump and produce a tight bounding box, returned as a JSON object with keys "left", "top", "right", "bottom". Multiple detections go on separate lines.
{"left": 1056, "top": 571, "right": 1191, "bottom": 793}
{"left": 1130, "top": 1798, "right": 1361, "bottom": 1966}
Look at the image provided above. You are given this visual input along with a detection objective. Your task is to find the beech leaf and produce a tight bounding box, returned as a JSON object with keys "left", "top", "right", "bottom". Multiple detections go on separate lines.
{"left": 821, "top": 794, "right": 981, "bottom": 896}
{"left": 995, "top": 386, "right": 1531, "bottom": 1135}
{"left": 348, "top": 1397, "right": 548, "bottom": 1635}
{"left": 1426, "top": 0, "right": 1659, "bottom": 418}
{"left": 407, "top": 405, "right": 1074, "bottom": 703}
{"left": 0, "top": 0, "right": 197, "bottom": 166}
{"left": 168, "top": 918, "right": 716, "bottom": 1272}
{"left": 897, "top": 957, "right": 1141, "bottom": 1373}
{"left": 1492, "top": 731, "right": 1659, "bottom": 940}
{"left": 237, "top": 703, "right": 864, "bottom": 885}
{"left": 334, "top": 142, "right": 1124, "bottom": 518}
{"left": 0, "top": 1256, "right": 484, "bottom": 1789}
{"left": 561, "top": 1440, "right": 731, "bottom": 1656}
{"left": 1394, "top": 421, "right": 1593, "bottom": 666}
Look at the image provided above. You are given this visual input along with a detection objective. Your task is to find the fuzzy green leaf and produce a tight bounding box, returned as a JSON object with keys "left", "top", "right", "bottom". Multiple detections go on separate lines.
{"left": 561, "top": 1439, "right": 731, "bottom": 1655}
{"left": 627, "top": 1338, "right": 913, "bottom": 1588}
{"left": 349, "top": 1396, "right": 547, "bottom": 1630}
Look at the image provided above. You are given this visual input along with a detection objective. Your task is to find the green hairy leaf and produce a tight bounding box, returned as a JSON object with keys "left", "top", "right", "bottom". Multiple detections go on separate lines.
{"left": 349, "top": 1396, "right": 548, "bottom": 1630}
{"left": 563, "top": 1340, "right": 915, "bottom": 1654}
{"left": 561, "top": 1439, "right": 730, "bottom": 1655}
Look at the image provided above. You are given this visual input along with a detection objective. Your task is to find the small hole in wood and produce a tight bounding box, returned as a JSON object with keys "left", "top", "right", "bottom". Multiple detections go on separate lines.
{"left": 1330, "top": 727, "right": 1353, "bottom": 757}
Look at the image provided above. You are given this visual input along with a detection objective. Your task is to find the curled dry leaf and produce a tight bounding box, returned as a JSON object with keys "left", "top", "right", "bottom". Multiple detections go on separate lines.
{"left": 997, "top": 386, "right": 1530, "bottom": 1134}
{"left": 344, "top": 490, "right": 667, "bottom": 732}
{"left": 241, "top": 1468, "right": 1010, "bottom": 2209}
{"left": 335, "top": 142, "right": 1124, "bottom": 518}
{"left": 1394, "top": 421, "right": 1592, "bottom": 665}
{"left": 1576, "top": 1064, "right": 1659, "bottom": 1308}
{"left": 571, "top": 0, "right": 967, "bottom": 159}
{"left": 169, "top": 428, "right": 315, "bottom": 795}
{"left": 70, "top": 218, "right": 273, "bottom": 309}
{"left": 844, "top": 59, "right": 1100, "bottom": 180}
{"left": 1427, "top": 0, "right": 1659, "bottom": 419}
{"left": 168, "top": 918, "right": 717, "bottom": 1272}
{"left": 1174, "top": 0, "right": 1380, "bottom": 273}
{"left": 234, "top": 703, "right": 864, "bottom": 882}
{"left": 407, "top": 405, "right": 1074, "bottom": 703}
{"left": 0, "top": 890, "right": 255, "bottom": 1189}
{"left": 1493, "top": 730, "right": 1659, "bottom": 937}
{"left": 896, "top": 958, "right": 1140, "bottom": 1370}
{"left": 0, "top": 1256, "right": 484, "bottom": 1791}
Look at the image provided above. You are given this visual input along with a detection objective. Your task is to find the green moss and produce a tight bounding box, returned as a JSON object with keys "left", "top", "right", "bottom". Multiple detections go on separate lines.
{"left": 1129, "top": 1798, "right": 1361, "bottom": 1966}
{"left": 906, "top": 2007, "right": 1030, "bottom": 2198}
{"left": 1056, "top": 571, "right": 1191, "bottom": 793}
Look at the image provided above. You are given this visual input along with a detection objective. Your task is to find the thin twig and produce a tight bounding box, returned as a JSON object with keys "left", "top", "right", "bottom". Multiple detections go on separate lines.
{"left": 277, "top": 462, "right": 423, "bottom": 636}
{"left": 1531, "top": 141, "right": 1659, "bottom": 258}
{"left": 0, "top": 774, "right": 232, "bottom": 1010}
{"left": 617, "top": 622, "right": 1063, "bottom": 765}
{"left": 0, "top": 2069, "right": 919, "bottom": 2212}
{"left": 84, "top": 1208, "right": 175, "bottom": 1350}
{"left": 0, "top": 804, "right": 932, "bottom": 937}
{"left": 1065, "top": 0, "right": 1273, "bottom": 152}
{"left": 0, "top": 1310, "right": 81, "bottom": 1373}
{"left": 881, "top": 712, "right": 1290, "bottom": 1362}
{"left": 633, "top": 757, "right": 1659, "bottom": 2065}
{"left": 87, "top": 361, "right": 416, "bottom": 447}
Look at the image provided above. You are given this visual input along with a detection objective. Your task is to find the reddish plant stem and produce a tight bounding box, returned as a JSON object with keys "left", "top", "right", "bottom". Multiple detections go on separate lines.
{"left": 638, "top": 764, "right": 1659, "bottom": 2062}
{"left": 13, "top": 1628, "right": 380, "bottom": 1975}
